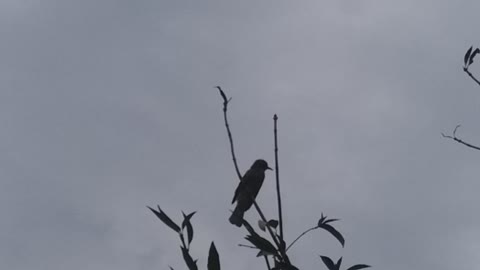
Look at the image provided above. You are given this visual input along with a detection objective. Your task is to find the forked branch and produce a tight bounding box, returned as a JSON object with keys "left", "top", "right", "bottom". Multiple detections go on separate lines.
{"left": 442, "top": 125, "right": 480, "bottom": 151}
{"left": 216, "top": 86, "right": 288, "bottom": 267}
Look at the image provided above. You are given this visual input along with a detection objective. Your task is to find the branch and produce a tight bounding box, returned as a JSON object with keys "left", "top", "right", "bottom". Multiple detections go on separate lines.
{"left": 273, "top": 114, "right": 284, "bottom": 244}
{"left": 216, "top": 86, "right": 288, "bottom": 266}
{"left": 286, "top": 226, "right": 318, "bottom": 252}
{"left": 442, "top": 125, "right": 480, "bottom": 151}
{"left": 463, "top": 67, "right": 480, "bottom": 87}
{"left": 216, "top": 86, "right": 242, "bottom": 180}
{"left": 264, "top": 256, "right": 272, "bottom": 270}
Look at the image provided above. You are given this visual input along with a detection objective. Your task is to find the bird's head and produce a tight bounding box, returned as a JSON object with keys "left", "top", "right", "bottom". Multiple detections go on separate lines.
{"left": 252, "top": 159, "right": 273, "bottom": 171}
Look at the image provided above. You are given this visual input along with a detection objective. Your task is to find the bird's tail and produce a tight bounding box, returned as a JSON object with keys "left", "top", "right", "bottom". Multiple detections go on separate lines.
{"left": 229, "top": 207, "right": 244, "bottom": 227}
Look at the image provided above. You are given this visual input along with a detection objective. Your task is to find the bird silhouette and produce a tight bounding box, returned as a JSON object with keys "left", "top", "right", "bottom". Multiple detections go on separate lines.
{"left": 229, "top": 159, "right": 272, "bottom": 227}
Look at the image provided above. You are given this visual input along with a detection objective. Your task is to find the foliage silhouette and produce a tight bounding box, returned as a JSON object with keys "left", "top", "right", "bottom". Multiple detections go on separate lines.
{"left": 443, "top": 46, "right": 480, "bottom": 149}
{"left": 148, "top": 88, "right": 370, "bottom": 270}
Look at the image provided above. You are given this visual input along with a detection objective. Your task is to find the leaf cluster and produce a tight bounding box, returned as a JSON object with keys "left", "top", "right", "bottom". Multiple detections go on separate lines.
{"left": 464, "top": 46, "right": 480, "bottom": 70}
{"left": 148, "top": 206, "right": 220, "bottom": 270}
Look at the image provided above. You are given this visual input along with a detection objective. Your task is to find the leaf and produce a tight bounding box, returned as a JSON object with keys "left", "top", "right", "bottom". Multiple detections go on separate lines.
{"left": 182, "top": 211, "right": 196, "bottom": 245}
{"left": 207, "top": 242, "right": 220, "bottom": 270}
{"left": 267, "top": 219, "right": 279, "bottom": 229}
{"left": 181, "top": 247, "right": 198, "bottom": 270}
{"left": 336, "top": 257, "right": 343, "bottom": 269}
{"left": 181, "top": 211, "right": 196, "bottom": 229}
{"left": 318, "top": 213, "right": 326, "bottom": 224}
{"left": 323, "top": 218, "right": 340, "bottom": 224}
{"left": 285, "top": 265, "right": 299, "bottom": 270}
{"left": 258, "top": 220, "right": 267, "bottom": 232}
{"left": 347, "top": 264, "right": 371, "bottom": 270}
{"left": 185, "top": 222, "right": 194, "bottom": 246}
{"left": 318, "top": 223, "right": 345, "bottom": 247}
{"left": 469, "top": 48, "right": 480, "bottom": 66}
{"left": 256, "top": 250, "right": 270, "bottom": 257}
{"left": 245, "top": 234, "right": 278, "bottom": 255}
{"left": 320, "top": 255, "right": 337, "bottom": 270}
{"left": 148, "top": 206, "right": 181, "bottom": 233}
{"left": 465, "top": 46, "right": 473, "bottom": 66}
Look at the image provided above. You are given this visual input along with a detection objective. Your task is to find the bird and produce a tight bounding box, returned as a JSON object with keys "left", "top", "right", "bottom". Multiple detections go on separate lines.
{"left": 229, "top": 159, "right": 272, "bottom": 227}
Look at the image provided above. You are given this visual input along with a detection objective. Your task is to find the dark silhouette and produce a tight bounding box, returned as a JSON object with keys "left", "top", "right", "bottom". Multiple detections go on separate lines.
{"left": 229, "top": 159, "right": 272, "bottom": 227}
{"left": 148, "top": 87, "right": 370, "bottom": 270}
{"left": 443, "top": 46, "right": 480, "bottom": 150}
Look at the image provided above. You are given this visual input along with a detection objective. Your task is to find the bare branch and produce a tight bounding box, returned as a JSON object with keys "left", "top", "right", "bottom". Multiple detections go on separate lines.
{"left": 463, "top": 67, "right": 480, "bottom": 87}
{"left": 216, "top": 86, "right": 242, "bottom": 180}
{"left": 442, "top": 125, "right": 480, "bottom": 151}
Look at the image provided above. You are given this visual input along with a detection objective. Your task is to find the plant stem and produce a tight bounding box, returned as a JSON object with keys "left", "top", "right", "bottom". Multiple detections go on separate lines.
{"left": 286, "top": 226, "right": 318, "bottom": 252}
{"left": 217, "top": 87, "right": 284, "bottom": 254}
{"left": 273, "top": 114, "right": 284, "bottom": 243}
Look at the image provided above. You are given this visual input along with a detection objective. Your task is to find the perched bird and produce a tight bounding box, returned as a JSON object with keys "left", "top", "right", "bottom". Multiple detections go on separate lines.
{"left": 229, "top": 159, "right": 272, "bottom": 227}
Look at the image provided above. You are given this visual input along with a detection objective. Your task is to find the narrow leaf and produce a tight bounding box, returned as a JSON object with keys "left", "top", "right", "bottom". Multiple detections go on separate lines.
{"left": 267, "top": 219, "right": 279, "bottom": 229}
{"left": 318, "top": 223, "right": 345, "bottom": 247}
{"left": 285, "top": 264, "right": 300, "bottom": 270}
{"left": 245, "top": 235, "right": 278, "bottom": 255}
{"left": 181, "top": 247, "right": 198, "bottom": 270}
{"left": 148, "top": 206, "right": 181, "bottom": 233}
{"left": 323, "top": 218, "right": 340, "bottom": 224}
{"left": 258, "top": 220, "right": 267, "bottom": 232}
{"left": 208, "top": 242, "right": 220, "bottom": 270}
{"left": 181, "top": 211, "right": 196, "bottom": 229}
{"left": 465, "top": 46, "right": 473, "bottom": 66}
{"left": 469, "top": 48, "right": 480, "bottom": 66}
{"left": 318, "top": 213, "right": 326, "bottom": 224}
{"left": 182, "top": 212, "right": 196, "bottom": 245}
{"left": 256, "top": 250, "right": 270, "bottom": 257}
{"left": 347, "top": 264, "right": 371, "bottom": 270}
{"left": 320, "top": 255, "right": 337, "bottom": 270}
{"left": 336, "top": 257, "right": 343, "bottom": 269}
{"left": 186, "top": 222, "right": 194, "bottom": 245}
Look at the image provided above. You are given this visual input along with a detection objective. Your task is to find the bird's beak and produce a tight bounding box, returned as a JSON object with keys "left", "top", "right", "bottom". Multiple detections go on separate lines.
{"left": 267, "top": 166, "right": 273, "bottom": 171}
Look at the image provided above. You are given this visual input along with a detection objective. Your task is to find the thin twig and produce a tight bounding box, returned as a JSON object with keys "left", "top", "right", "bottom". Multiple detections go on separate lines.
{"left": 264, "top": 256, "right": 272, "bottom": 270}
{"left": 216, "top": 86, "right": 242, "bottom": 180}
{"left": 216, "top": 86, "right": 287, "bottom": 265}
{"left": 463, "top": 67, "right": 480, "bottom": 87}
{"left": 442, "top": 125, "right": 480, "bottom": 151}
{"left": 286, "top": 226, "right": 318, "bottom": 252}
{"left": 238, "top": 244, "right": 257, "bottom": 249}
{"left": 273, "top": 114, "right": 284, "bottom": 244}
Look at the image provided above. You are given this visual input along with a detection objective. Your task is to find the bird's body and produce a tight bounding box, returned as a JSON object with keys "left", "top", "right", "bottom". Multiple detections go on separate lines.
{"left": 229, "top": 159, "right": 272, "bottom": 227}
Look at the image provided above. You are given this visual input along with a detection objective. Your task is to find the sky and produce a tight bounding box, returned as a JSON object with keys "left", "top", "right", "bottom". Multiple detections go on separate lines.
{"left": 1, "top": 1, "right": 480, "bottom": 270}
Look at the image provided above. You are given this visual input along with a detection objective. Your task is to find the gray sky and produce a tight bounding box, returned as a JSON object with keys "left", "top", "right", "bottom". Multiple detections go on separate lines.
{"left": 2, "top": 1, "right": 480, "bottom": 269}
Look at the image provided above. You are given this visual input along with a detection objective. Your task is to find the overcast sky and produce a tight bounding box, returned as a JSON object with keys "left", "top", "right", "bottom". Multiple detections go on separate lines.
{"left": 2, "top": 1, "right": 480, "bottom": 270}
